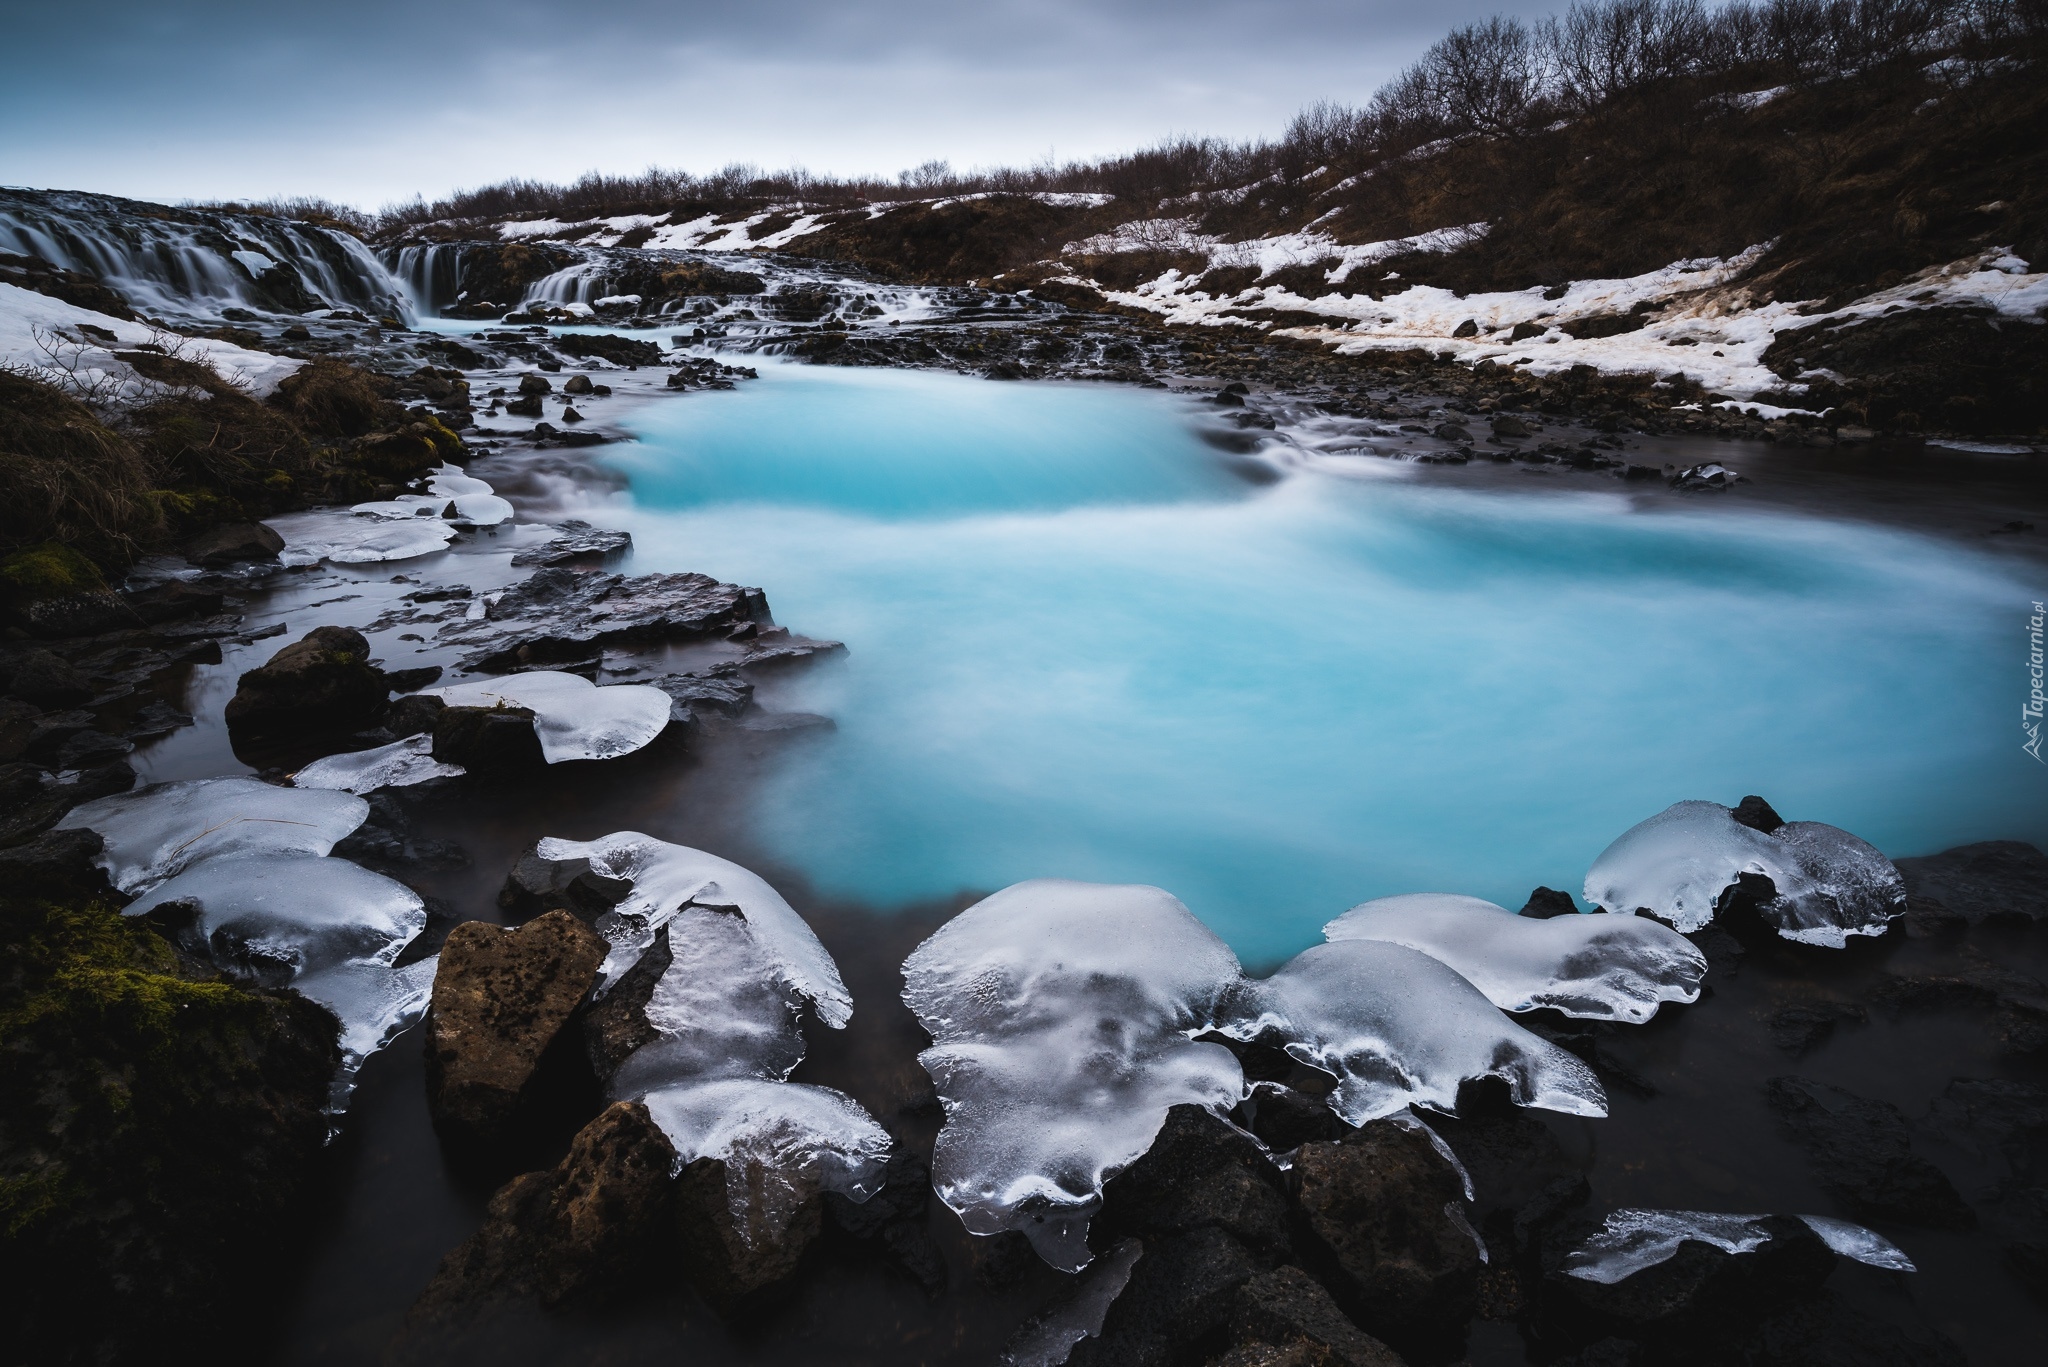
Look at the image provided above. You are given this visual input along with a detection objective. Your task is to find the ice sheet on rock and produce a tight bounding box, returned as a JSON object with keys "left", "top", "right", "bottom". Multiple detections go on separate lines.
{"left": 350, "top": 494, "right": 454, "bottom": 520}
{"left": 298, "top": 954, "right": 438, "bottom": 1107}
{"left": 902, "top": 880, "right": 1248, "bottom": 1271}
{"left": 1002, "top": 1238, "right": 1144, "bottom": 1367}
{"left": 292, "top": 735, "right": 465, "bottom": 795}
{"left": 1216, "top": 939, "right": 1607, "bottom": 1126}
{"left": 1323, "top": 893, "right": 1705, "bottom": 1022}
{"left": 642, "top": 1077, "right": 892, "bottom": 1233}
{"left": 123, "top": 852, "right": 426, "bottom": 977}
{"left": 1564, "top": 1209, "right": 1774, "bottom": 1283}
{"left": 1564, "top": 1208, "right": 1915, "bottom": 1283}
{"left": 533, "top": 832, "right": 851, "bottom": 1024}
{"left": 269, "top": 509, "right": 457, "bottom": 565}
{"left": 1583, "top": 800, "right": 1905, "bottom": 945}
{"left": 426, "top": 670, "right": 671, "bottom": 764}
{"left": 57, "top": 776, "right": 368, "bottom": 894}
{"left": 608, "top": 906, "right": 809, "bottom": 1099}
{"left": 426, "top": 464, "right": 513, "bottom": 526}
{"left": 1796, "top": 1214, "right": 1915, "bottom": 1271}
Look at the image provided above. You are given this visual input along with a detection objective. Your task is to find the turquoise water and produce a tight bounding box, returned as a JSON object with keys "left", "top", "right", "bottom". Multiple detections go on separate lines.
{"left": 596, "top": 362, "right": 2046, "bottom": 964}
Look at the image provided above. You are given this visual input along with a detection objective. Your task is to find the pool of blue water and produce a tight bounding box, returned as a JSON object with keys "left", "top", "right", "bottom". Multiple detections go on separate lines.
{"left": 586, "top": 361, "right": 2046, "bottom": 964}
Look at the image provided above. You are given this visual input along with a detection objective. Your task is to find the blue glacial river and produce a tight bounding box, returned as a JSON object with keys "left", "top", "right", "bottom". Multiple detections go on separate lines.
{"left": 587, "top": 361, "right": 2046, "bottom": 964}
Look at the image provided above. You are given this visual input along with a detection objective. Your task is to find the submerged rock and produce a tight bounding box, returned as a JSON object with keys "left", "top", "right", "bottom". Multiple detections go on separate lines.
{"left": 1765, "top": 1076, "right": 1974, "bottom": 1228}
{"left": 183, "top": 520, "right": 284, "bottom": 568}
{"left": 424, "top": 912, "right": 608, "bottom": 1156}
{"left": 431, "top": 703, "right": 545, "bottom": 770}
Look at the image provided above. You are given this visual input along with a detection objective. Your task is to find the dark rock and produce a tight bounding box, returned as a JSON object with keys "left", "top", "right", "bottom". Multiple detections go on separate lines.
{"left": 431, "top": 704, "right": 544, "bottom": 771}
{"left": 223, "top": 625, "right": 388, "bottom": 738}
{"left": 0, "top": 758, "right": 134, "bottom": 846}
{"left": 437, "top": 566, "right": 769, "bottom": 673}
{"left": 509, "top": 520, "right": 633, "bottom": 568}
{"left": 1490, "top": 413, "right": 1532, "bottom": 437}
{"left": 329, "top": 788, "right": 467, "bottom": 874}
{"left": 505, "top": 394, "right": 544, "bottom": 417}
{"left": 121, "top": 581, "right": 224, "bottom": 625}
{"left": 386, "top": 692, "right": 447, "bottom": 738}
{"left": 0, "top": 696, "right": 38, "bottom": 759}
{"left": 14, "top": 591, "right": 142, "bottom": 638}
{"left": 1765, "top": 1076, "right": 1974, "bottom": 1228}
{"left": 1520, "top": 886, "right": 1578, "bottom": 918}
{"left": 1730, "top": 794, "right": 1785, "bottom": 834}
{"left": 516, "top": 373, "right": 552, "bottom": 396}
{"left": 1070, "top": 1225, "right": 1265, "bottom": 1367}
{"left": 410, "top": 1101, "right": 677, "bottom": 1317}
{"left": 1735, "top": 1290, "right": 1967, "bottom": 1367}
{"left": 1894, "top": 841, "right": 2048, "bottom": 925}
{"left": 383, "top": 665, "right": 443, "bottom": 693}
{"left": 1542, "top": 1215, "right": 1836, "bottom": 1351}
{"left": 554, "top": 333, "right": 663, "bottom": 367}
{"left": 560, "top": 405, "right": 583, "bottom": 423}
{"left": 674, "top": 1152, "right": 823, "bottom": 1305}
{"left": 825, "top": 1149, "right": 947, "bottom": 1295}
{"left": 424, "top": 911, "right": 608, "bottom": 1156}
{"left": 1094, "top": 1103, "right": 1294, "bottom": 1263}
{"left": 1433, "top": 422, "right": 1473, "bottom": 441}
{"left": 182, "top": 521, "right": 285, "bottom": 569}
{"left": 1874, "top": 966, "right": 2048, "bottom": 1054}
{"left": 0, "top": 826, "right": 111, "bottom": 899}
{"left": 1223, "top": 1265, "right": 1404, "bottom": 1367}
{"left": 1292, "top": 1119, "right": 1481, "bottom": 1343}
{"left": 1241, "top": 1083, "right": 1348, "bottom": 1152}
{"left": 581, "top": 924, "right": 670, "bottom": 1078}
{"left": 3, "top": 648, "right": 93, "bottom": 706}
{"left": 1764, "top": 999, "right": 1867, "bottom": 1055}
{"left": 498, "top": 840, "right": 635, "bottom": 924}
{"left": 563, "top": 374, "right": 594, "bottom": 395}
{"left": 1452, "top": 319, "right": 1480, "bottom": 338}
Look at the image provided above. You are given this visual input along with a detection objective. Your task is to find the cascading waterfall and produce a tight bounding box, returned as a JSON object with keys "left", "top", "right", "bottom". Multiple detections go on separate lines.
{"left": 525, "top": 259, "right": 608, "bottom": 306}
{"left": 0, "top": 188, "right": 413, "bottom": 322}
{"left": 383, "top": 242, "right": 471, "bottom": 314}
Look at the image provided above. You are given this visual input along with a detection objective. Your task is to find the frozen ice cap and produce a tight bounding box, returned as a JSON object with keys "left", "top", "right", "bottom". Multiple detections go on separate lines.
{"left": 1584, "top": 800, "right": 1905, "bottom": 945}
{"left": 902, "top": 880, "right": 1247, "bottom": 1271}
{"left": 427, "top": 464, "right": 515, "bottom": 526}
{"left": 57, "top": 777, "right": 368, "bottom": 894}
{"left": 1323, "top": 893, "right": 1705, "bottom": 1023}
{"left": 1216, "top": 939, "right": 1608, "bottom": 1126}
{"left": 298, "top": 955, "right": 439, "bottom": 1107}
{"left": 534, "top": 832, "right": 851, "bottom": 1026}
{"left": 426, "top": 670, "right": 671, "bottom": 764}
{"left": 1564, "top": 1208, "right": 1914, "bottom": 1284}
{"left": 293, "top": 734, "right": 465, "bottom": 795}
{"left": 269, "top": 508, "right": 457, "bottom": 565}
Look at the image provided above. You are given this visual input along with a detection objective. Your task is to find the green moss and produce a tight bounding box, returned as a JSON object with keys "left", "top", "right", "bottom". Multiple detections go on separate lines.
{"left": 0, "top": 543, "right": 107, "bottom": 603}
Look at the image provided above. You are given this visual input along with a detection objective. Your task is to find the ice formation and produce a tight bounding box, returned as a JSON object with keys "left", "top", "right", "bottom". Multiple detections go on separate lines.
{"left": 1583, "top": 800, "right": 1906, "bottom": 945}
{"left": 57, "top": 776, "right": 368, "bottom": 894}
{"left": 1564, "top": 1208, "right": 1915, "bottom": 1283}
{"left": 292, "top": 734, "right": 465, "bottom": 794}
{"left": 529, "top": 834, "right": 885, "bottom": 1236}
{"left": 1323, "top": 893, "right": 1705, "bottom": 1022}
{"left": 535, "top": 832, "right": 851, "bottom": 1021}
{"left": 426, "top": 464, "right": 514, "bottom": 526}
{"left": 902, "top": 880, "right": 1250, "bottom": 1271}
{"left": 270, "top": 508, "right": 457, "bottom": 565}
{"left": 426, "top": 670, "right": 672, "bottom": 764}
{"left": 1002, "top": 1239, "right": 1144, "bottom": 1367}
{"left": 1216, "top": 939, "right": 1607, "bottom": 1126}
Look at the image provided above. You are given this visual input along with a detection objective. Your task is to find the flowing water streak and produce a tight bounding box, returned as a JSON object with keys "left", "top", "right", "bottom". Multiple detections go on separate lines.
{"left": 569, "top": 362, "right": 2042, "bottom": 962}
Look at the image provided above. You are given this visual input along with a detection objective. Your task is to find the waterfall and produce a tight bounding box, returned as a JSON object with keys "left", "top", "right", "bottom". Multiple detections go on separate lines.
{"left": 383, "top": 242, "right": 471, "bottom": 313}
{"left": 0, "top": 189, "right": 414, "bottom": 322}
{"left": 526, "top": 259, "right": 608, "bottom": 305}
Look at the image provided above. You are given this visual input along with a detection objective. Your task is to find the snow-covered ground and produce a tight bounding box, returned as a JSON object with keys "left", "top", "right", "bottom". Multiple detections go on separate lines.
{"left": 0, "top": 280, "right": 304, "bottom": 399}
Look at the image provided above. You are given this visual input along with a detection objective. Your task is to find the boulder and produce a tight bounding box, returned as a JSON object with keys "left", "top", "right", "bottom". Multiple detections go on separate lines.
{"left": 411, "top": 1101, "right": 677, "bottom": 1316}
{"left": 14, "top": 591, "right": 141, "bottom": 637}
{"left": 122, "top": 580, "right": 226, "bottom": 624}
{"left": 1894, "top": 841, "right": 2048, "bottom": 925}
{"left": 1222, "top": 1266, "right": 1404, "bottom": 1367}
{"left": 1765, "top": 1076, "right": 1974, "bottom": 1228}
{"left": 182, "top": 521, "right": 285, "bottom": 569}
{"left": 508, "top": 520, "right": 633, "bottom": 568}
{"left": 1242, "top": 1083, "right": 1348, "bottom": 1152}
{"left": 386, "top": 692, "right": 447, "bottom": 738}
{"left": 0, "top": 826, "right": 112, "bottom": 899}
{"left": 1490, "top": 413, "right": 1532, "bottom": 437}
{"left": 436, "top": 567, "right": 769, "bottom": 674}
{"left": 1730, "top": 794, "right": 1784, "bottom": 833}
{"left": 505, "top": 394, "right": 544, "bottom": 417}
{"left": 563, "top": 374, "right": 594, "bottom": 395}
{"left": 674, "top": 1153, "right": 825, "bottom": 1305}
{"left": 430, "top": 704, "right": 544, "bottom": 770}
{"left": 1070, "top": 1225, "right": 1266, "bottom": 1367}
{"left": 223, "top": 626, "right": 388, "bottom": 738}
{"left": 1293, "top": 1120, "right": 1482, "bottom": 1342}
{"left": 1095, "top": 1103, "right": 1294, "bottom": 1262}
{"left": 2, "top": 648, "right": 93, "bottom": 707}
{"left": 424, "top": 912, "right": 609, "bottom": 1155}
{"left": 1519, "top": 886, "right": 1578, "bottom": 918}
{"left": 580, "top": 924, "right": 669, "bottom": 1078}
{"left": 517, "top": 374, "right": 552, "bottom": 396}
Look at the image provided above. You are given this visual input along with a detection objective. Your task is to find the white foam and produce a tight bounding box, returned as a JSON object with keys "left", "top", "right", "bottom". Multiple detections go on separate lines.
{"left": 1323, "top": 893, "right": 1705, "bottom": 1022}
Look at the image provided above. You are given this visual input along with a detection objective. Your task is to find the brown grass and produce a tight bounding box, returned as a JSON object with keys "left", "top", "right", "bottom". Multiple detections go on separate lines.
{"left": 0, "top": 370, "right": 161, "bottom": 567}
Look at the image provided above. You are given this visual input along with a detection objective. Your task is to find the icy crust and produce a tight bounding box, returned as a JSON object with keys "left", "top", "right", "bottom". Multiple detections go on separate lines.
{"left": 1002, "top": 1238, "right": 1145, "bottom": 1367}
{"left": 292, "top": 735, "right": 465, "bottom": 794}
{"left": 902, "top": 880, "right": 1248, "bottom": 1271}
{"left": 268, "top": 508, "right": 457, "bottom": 565}
{"left": 425, "top": 670, "right": 672, "bottom": 765}
{"left": 1583, "top": 801, "right": 1906, "bottom": 945}
{"left": 57, "top": 777, "right": 368, "bottom": 894}
{"left": 426, "top": 464, "right": 513, "bottom": 526}
{"left": 1564, "top": 1208, "right": 1915, "bottom": 1284}
{"left": 1323, "top": 893, "right": 1705, "bottom": 1023}
{"left": 534, "top": 832, "right": 852, "bottom": 1025}
{"left": 1217, "top": 940, "right": 1607, "bottom": 1126}
{"left": 535, "top": 836, "right": 885, "bottom": 1241}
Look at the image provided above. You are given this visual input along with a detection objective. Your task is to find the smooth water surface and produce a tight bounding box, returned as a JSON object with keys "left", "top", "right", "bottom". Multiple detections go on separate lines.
{"left": 589, "top": 362, "right": 2045, "bottom": 963}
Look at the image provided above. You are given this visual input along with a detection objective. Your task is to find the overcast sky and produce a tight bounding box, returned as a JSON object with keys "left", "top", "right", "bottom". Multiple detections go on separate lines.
{"left": 1, "top": 1, "right": 1546, "bottom": 209}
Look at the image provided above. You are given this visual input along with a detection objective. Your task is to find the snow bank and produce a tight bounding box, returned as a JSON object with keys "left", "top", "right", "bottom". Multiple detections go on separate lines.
{"left": 0, "top": 281, "right": 304, "bottom": 398}
{"left": 1323, "top": 893, "right": 1705, "bottom": 1022}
